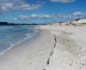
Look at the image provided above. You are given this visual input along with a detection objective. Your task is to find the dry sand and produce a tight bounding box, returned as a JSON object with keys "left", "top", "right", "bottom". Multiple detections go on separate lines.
{"left": 0, "top": 25, "right": 86, "bottom": 70}
{"left": 37, "top": 25, "right": 86, "bottom": 70}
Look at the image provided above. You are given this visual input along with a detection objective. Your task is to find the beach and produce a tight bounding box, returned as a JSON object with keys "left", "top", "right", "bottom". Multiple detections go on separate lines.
{"left": 0, "top": 25, "right": 86, "bottom": 70}
{"left": 0, "top": 29, "right": 55, "bottom": 70}
{"left": 0, "top": 0, "right": 86, "bottom": 69}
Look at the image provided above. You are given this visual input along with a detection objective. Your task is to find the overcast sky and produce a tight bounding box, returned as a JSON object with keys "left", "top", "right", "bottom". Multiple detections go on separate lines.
{"left": 0, "top": 0, "right": 86, "bottom": 23}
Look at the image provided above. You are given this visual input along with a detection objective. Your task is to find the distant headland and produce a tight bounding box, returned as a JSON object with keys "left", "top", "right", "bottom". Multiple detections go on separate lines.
{"left": 0, "top": 22, "right": 47, "bottom": 25}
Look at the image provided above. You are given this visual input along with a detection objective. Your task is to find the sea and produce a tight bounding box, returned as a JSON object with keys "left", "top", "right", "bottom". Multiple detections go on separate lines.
{"left": 0, "top": 25, "right": 39, "bottom": 55}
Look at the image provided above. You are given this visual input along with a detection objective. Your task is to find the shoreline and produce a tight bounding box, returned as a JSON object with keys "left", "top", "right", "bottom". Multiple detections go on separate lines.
{"left": 0, "top": 29, "right": 39, "bottom": 56}
{"left": 0, "top": 25, "right": 86, "bottom": 70}
{"left": 0, "top": 29, "right": 55, "bottom": 70}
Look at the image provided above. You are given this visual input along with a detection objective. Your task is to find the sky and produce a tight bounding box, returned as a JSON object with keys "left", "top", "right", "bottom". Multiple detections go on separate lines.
{"left": 0, "top": 0, "right": 86, "bottom": 23}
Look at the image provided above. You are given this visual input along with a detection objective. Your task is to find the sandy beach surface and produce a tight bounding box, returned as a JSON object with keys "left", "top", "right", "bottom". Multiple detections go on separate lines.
{"left": 0, "top": 25, "right": 86, "bottom": 70}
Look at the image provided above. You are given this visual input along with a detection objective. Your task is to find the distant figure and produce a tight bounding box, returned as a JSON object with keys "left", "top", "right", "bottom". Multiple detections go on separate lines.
{"left": 75, "top": 18, "right": 80, "bottom": 21}
{"left": 59, "top": 21, "right": 63, "bottom": 25}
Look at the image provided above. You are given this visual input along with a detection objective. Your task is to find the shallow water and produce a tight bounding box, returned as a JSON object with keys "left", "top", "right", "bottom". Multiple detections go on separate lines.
{"left": 0, "top": 25, "right": 38, "bottom": 55}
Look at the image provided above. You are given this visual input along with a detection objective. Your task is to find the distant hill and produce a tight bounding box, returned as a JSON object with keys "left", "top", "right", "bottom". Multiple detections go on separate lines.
{"left": 0, "top": 22, "right": 48, "bottom": 25}
{"left": 0, "top": 22, "right": 9, "bottom": 25}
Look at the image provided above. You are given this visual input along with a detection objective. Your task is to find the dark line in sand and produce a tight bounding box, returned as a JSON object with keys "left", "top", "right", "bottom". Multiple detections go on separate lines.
{"left": 43, "top": 35, "right": 57, "bottom": 70}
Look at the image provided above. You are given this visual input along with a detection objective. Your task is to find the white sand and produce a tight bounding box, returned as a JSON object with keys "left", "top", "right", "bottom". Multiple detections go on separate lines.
{"left": 37, "top": 25, "right": 86, "bottom": 70}
{"left": 0, "top": 25, "right": 86, "bottom": 70}
{"left": 0, "top": 30, "right": 55, "bottom": 70}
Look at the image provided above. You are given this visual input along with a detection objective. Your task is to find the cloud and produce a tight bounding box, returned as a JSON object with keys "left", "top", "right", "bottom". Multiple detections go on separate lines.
{"left": 15, "top": 12, "right": 86, "bottom": 23}
{"left": 73, "top": 11, "right": 82, "bottom": 16}
{"left": 50, "top": 0, "right": 75, "bottom": 3}
{"left": 18, "top": 14, "right": 52, "bottom": 20}
{"left": 31, "top": 14, "right": 52, "bottom": 19}
{"left": 72, "top": 11, "right": 86, "bottom": 19}
{"left": 18, "top": 15, "right": 29, "bottom": 20}
{"left": 0, "top": 2, "right": 14, "bottom": 11}
{"left": 0, "top": 0, "right": 41, "bottom": 12}
{"left": 18, "top": 4, "right": 41, "bottom": 10}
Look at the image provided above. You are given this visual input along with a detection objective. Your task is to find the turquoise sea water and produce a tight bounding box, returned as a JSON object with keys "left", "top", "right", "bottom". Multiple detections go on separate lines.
{"left": 0, "top": 25, "right": 39, "bottom": 55}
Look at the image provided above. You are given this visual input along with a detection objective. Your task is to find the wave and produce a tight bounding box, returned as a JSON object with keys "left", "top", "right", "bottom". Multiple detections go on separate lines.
{"left": 0, "top": 29, "right": 40, "bottom": 56}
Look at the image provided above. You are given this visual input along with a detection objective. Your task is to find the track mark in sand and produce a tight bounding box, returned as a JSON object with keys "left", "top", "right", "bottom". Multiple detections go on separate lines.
{"left": 43, "top": 31, "right": 85, "bottom": 70}
{"left": 46, "top": 35, "right": 57, "bottom": 65}
{"left": 42, "top": 35, "right": 57, "bottom": 70}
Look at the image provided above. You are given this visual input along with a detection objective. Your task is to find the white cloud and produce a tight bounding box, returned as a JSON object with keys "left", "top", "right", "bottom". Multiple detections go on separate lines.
{"left": 31, "top": 14, "right": 50, "bottom": 18}
{"left": 31, "top": 14, "right": 52, "bottom": 19}
{"left": 18, "top": 15, "right": 29, "bottom": 20}
{"left": 0, "top": 0, "right": 41, "bottom": 12}
{"left": 18, "top": 14, "right": 52, "bottom": 20}
{"left": 18, "top": 12, "right": 86, "bottom": 21}
{"left": 50, "top": 0, "right": 75, "bottom": 3}
{"left": 73, "top": 11, "right": 82, "bottom": 16}
{"left": 0, "top": 2, "right": 14, "bottom": 11}
{"left": 18, "top": 4, "right": 41, "bottom": 10}
{"left": 72, "top": 12, "right": 86, "bottom": 19}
